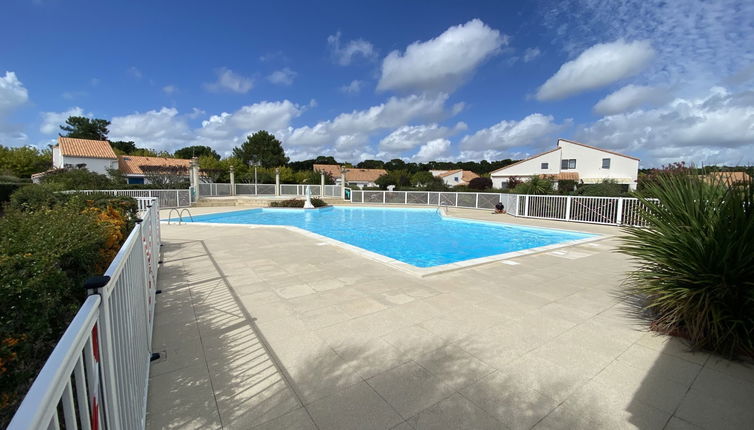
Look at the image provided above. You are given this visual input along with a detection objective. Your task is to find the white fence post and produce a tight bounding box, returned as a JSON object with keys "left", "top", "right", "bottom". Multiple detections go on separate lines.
{"left": 404, "top": 192, "right": 408, "bottom": 204}
{"left": 616, "top": 197, "right": 624, "bottom": 225}
{"left": 383, "top": 192, "right": 386, "bottom": 204}
{"left": 565, "top": 196, "right": 572, "bottom": 221}
{"left": 455, "top": 193, "right": 458, "bottom": 207}
{"left": 524, "top": 195, "right": 529, "bottom": 217}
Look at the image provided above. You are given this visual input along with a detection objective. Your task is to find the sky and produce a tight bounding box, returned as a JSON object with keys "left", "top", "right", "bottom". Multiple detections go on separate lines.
{"left": 1, "top": 0, "right": 753, "bottom": 168}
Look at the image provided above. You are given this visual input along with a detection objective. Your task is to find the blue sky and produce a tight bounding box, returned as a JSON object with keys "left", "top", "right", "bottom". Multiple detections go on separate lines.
{"left": 1, "top": 0, "right": 753, "bottom": 167}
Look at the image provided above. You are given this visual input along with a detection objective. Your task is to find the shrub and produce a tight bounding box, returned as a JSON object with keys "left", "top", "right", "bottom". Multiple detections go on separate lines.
{"left": 468, "top": 177, "right": 493, "bottom": 190}
{"left": 41, "top": 167, "right": 113, "bottom": 190}
{"left": 269, "top": 198, "right": 328, "bottom": 208}
{"left": 0, "top": 184, "right": 26, "bottom": 204}
{"left": 576, "top": 180, "right": 627, "bottom": 197}
{"left": 0, "top": 205, "right": 111, "bottom": 424}
{"left": 512, "top": 176, "right": 553, "bottom": 195}
{"left": 619, "top": 174, "right": 754, "bottom": 358}
{"left": 7, "top": 184, "right": 65, "bottom": 211}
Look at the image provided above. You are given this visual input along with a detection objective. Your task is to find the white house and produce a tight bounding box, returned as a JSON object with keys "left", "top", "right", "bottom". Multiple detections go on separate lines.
{"left": 490, "top": 139, "right": 640, "bottom": 190}
{"left": 51, "top": 137, "right": 119, "bottom": 174}
{"left": 430, "top": 169, "right": 480, "bottom": 187}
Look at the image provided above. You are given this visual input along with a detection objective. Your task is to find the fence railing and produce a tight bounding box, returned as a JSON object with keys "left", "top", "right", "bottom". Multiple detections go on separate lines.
{"left": 75, "top": 189, "right": 191, "bottom": 208}
{"left": 8, "top": 199, "right": 161, "bottom": 430}
{"left": 349, "top": 190, "right": 650, "bottom": 226}
{"left": 198, "top": 183, "right": 343, "bottom": 197}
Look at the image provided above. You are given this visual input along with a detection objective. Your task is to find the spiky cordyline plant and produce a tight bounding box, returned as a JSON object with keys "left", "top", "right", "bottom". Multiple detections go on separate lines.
{"left": 619, "top": 173, "right": 754, "bottom": 358}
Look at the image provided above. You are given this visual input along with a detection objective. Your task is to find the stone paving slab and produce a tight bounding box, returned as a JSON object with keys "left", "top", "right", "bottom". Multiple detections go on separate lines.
{"left": 147, "top": 208, "right": 754, "bottom": 430}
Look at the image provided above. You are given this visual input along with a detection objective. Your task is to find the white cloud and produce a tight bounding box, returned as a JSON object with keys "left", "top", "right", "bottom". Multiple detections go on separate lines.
{"left": 412, "top": 138, "right": 451, "bottom": 162}
{"left": 340, "top": 80, "right": 363, "bottom": 94}
{"left": 327, "top": 32, "right": 377, "bottom": 66}
{"left": 40, "top": 107, "right": 85, "bottom": 134}
{"left": 379, "top": 122, "right": 466, "bottom": 152}
{"left": 267, "top": 68, "right": 297, "bottom": 86}
{"left": 523, "top": 47, "right": 541, "bottom": 62}
{"left": 287, "top": 93, "right": 452, "bottom": 149}
{"left": 0, "top": 71, "right": 29, "bottom": 112}
{"left": 204, "top": 67, "right": 253, "bottom": 94}
{"left": 110, "top": 107, "right": 192, "bottom": 150}
{"left": 593, "top": 84, "right": 668, "bottom": 115}
{"left": 536, "top": 40, "right": 655, "bottom": 101}
{"left": 162, "top": 85, "right": 178, "bottom": 95}
{"left": 0, "top": 71, "right": 30, "bottom": 145}
{"left": 377, "top": 19, "right": 506, "bottom": 93}
{"left": 128, "top": 66, "right": 143, "bottom": 79}
{"left": 578, "top": 86, "right": 754, "bottom": 165}
{"left": 107, "top": 101, "right": 302, "bottom": 155}
{"left": 460, "top": 113, "right": 566, "bottom": 150}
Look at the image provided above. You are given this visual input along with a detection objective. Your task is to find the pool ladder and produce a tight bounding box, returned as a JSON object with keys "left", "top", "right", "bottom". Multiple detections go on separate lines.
{"left": 167, "top": 208, "right": 194, "bottom": 225}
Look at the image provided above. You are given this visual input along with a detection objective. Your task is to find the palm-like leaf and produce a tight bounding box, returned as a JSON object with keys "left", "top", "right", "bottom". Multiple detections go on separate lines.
{"left": 619, "top": 174, "right": 754, "bottom": 358}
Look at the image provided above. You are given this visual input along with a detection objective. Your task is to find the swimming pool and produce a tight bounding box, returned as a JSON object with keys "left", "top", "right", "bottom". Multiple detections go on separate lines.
{"left": 177, "top": 207, "right": 597, "bottom": 268}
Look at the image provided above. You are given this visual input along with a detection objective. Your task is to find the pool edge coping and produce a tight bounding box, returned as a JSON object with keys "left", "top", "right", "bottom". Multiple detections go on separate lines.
{"left": 160, "top": 216, "right": 610, "bottom": 277}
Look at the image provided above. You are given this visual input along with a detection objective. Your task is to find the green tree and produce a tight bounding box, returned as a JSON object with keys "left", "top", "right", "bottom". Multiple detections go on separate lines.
{"left": 59, "top": 116, "right": 110, "bottom": 140}
{"left": 109, "top": 140, "right": 137, "bottom": 154}
{"left": 384, "top": 158, "right": 406, "bottom": 171}
{"left": 0, "top": 145, "right": 52, "bottom": 178}
{"left": 174, "top": 145, "right": 220, "bottom": 160}
{"left": 468, "top": 177, "right": 493, "bottom": 190}
{"left": 232, "top": 131, "right": 289, "bottom": 168}
{"left": 357, "top": 159, "right": 385, "bottom": 169}
{"left": 375, "top": 170, "right": 411, "bottom": 189}
{"left": 410, "top": 171, "right": 435, "bottom": 187}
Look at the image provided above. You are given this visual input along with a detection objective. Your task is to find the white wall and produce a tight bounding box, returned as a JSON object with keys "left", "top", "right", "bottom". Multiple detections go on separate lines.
{"left": 60, "top": 156, "right": 118, "bottom": 175}
{"left": 441, "top": 171, "right": 464, "bottom": 186}
{"left": 490, "top": 150, "right": 561, "bottom": 188}
{"left": 52, "top": 146, "right": 62, "bottom": 168}
{"left": 558, "top": 140, "right": 639, "bottom": 189}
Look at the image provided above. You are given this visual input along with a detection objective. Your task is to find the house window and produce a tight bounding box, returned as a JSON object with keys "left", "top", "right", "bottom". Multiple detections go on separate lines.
{"left": 541, "top": 162, "right": 549, "bottom": 169}
{"left": 454, "top": 177, "right": 459, "bottom": 182}
{"left": 602, "top": 158, "right": 611, "bottom": 169}
{"left": 561, "top": 159, "right": 576, "bottom": 169}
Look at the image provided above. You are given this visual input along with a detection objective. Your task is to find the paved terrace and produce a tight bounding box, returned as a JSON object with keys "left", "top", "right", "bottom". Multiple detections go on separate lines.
{"left": 147, "top": 207, "right": 754, "bottom": 430}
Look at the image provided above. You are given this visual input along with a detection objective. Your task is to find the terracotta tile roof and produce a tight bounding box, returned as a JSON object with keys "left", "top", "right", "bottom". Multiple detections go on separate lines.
{"left": 703, "top": 171, "right": 751, "bottom": 185}
{"left": 490, "top": 148, "right": 561, "bottom": 175}
{"left": 438, "top": 169, "right": 463, "bottom": 178}
{"left": 343, "top": 168, "right": 387, "bottom": 183}
{"left": 313, "top": 164, "right": 342, "bottom": 178}
{"left": 313, "top": 164, "right": 387, "bottom": 183}
{"left": 541, "top": 172, "right": 579, "bottom": 180}
{"left": 118, "top": 155, "right": 190, "bottom": 176}
{"left": 461, "top": 170, "right": 480, "bottom": 182}
{"left": 558, "top": 138, "right": 640, "bottom": 161}
{"left": 57, "top": 137, "right": 117, "bottom": 159}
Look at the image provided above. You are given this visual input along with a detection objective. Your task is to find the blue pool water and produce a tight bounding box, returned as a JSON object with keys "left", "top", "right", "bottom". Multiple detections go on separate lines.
{"left": 178, "top": 207, "right": 596, "bottom": 267}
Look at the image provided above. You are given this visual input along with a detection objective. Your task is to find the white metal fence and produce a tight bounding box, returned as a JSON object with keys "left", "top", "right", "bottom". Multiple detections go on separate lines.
{"left": 198, "top": 183, "right": 342, "bottom": 197}
{"left": 349, "top": 190, "right": 650, "bottom": 226}
{"left": 8, "top": 199, "right": 161, "bottom": 430}
{"left": 75, "top": 189, "right": 191, "bottom": 208}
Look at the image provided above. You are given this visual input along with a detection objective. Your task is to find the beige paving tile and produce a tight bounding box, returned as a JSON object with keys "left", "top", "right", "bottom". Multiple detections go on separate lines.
{"left": 338, "top": 297, "right": 389, "bottom": 318}
{"left": 413, "top": 344, "right": 494, "bottom": 391}
{"left": 675, "top": 366, "right": 754, "bottom": 430}
{"left": 615, "top": 343, "right": 702, "bottom": 387}
{"left": 461, "top": 370, "right": 560, "bottom": 430}
{"left": 408, "top": 393, "right": 503, "bottom": 430}
{"left": 250, "top": 407, "right": 317, "bottom": 430}
{"left": 147, "top": 365, "right": 222, "bottom": 430}
{"left": 307, "top": 381, "right": 403, "bottom": 430}
{"left": 366, "top": 361, "right": 455, "bottom": 419}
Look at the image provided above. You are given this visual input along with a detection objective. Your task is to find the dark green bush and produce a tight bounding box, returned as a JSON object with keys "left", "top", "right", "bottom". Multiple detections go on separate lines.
{"left": 512, "top": 176, "right": 553, "bottom": 195}
{"left": 0, "top": 183, "right": 26, "bottom": 204}
{"left": 7, "top": 184, "right": 65, "bottom": 210}
{"left": 41, "top": 168, "right": 113, "bottom": 190}
{"left": 0, "top": 205, "right": 110, "bottom": 425}
{"left": 269, "top": 198, "right": 328, "bottom": 208}
{"left": 619, "top": 174, "right": 754, "bottom": 358}
{"left": 576, "top": 180, "right": 627, "bottom": 197}
{"left": 468, "top": 177, "right": 493, "bottom": 190}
